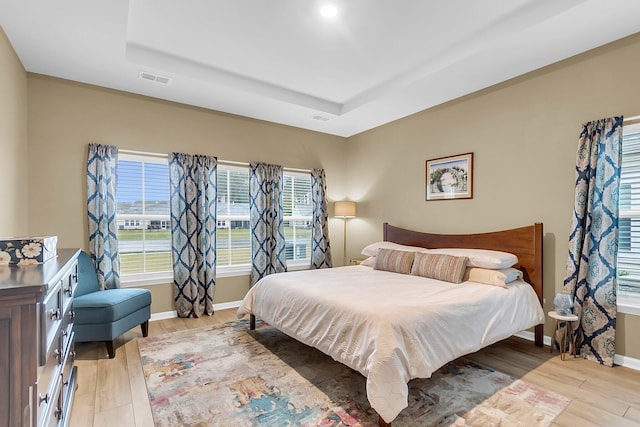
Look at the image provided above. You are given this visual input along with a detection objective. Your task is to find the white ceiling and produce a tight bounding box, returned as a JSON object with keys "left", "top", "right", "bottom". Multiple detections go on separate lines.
{"left": 2, "top": 0, "right": 640, "bottom": 137}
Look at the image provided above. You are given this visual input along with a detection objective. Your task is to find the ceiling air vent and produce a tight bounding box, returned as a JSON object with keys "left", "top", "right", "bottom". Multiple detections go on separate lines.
{"left": 139, "top": 71, "right": 171, "bottom": 85}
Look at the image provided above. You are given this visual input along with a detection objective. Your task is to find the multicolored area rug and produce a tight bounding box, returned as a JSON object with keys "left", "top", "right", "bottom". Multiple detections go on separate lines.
{"left": 138, "top": 320, "right": 570, "bottom": 426}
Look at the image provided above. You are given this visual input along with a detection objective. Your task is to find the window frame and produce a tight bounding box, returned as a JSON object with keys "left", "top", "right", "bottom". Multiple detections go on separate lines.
{"left": 618, "top": 122, "right": 640, "bottom": 315}
{"left": 116, "top": 152, "right": 173, "bottom": 287}
{"left": 216, "top": 163, "right": 252, "bottom": 276}
{"left": 114, "top": 155, "right": 313, "bottom": 284}
{"left": 215, "top": 164, "right": 313, "bottom": 276}
{"left": 282, "top": 169, "right": 314, "bottom": 269}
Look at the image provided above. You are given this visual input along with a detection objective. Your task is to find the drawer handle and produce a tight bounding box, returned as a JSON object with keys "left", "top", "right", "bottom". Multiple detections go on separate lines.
{"left": 70, "top": 350, "right": 77, "bottom": 361}
{"left": 55, "top": 407, "right": 62, "bottom": 420}
{"left": 64, "top": 285, "right": 73, "bottom": 296}
{"left": 38, "top": 393, "right": 49, "bottom": 406}
{"left": 69, "top": 310, "right": 75, "bottom": 320}
{"left": 49, "top": 308, "right": 61, "bottom": 320}
{"left": 72, "top": 273, "right": 78, "bottom": 282}
{"left": 54, "top": 349, "right": 62, "bottom": 362}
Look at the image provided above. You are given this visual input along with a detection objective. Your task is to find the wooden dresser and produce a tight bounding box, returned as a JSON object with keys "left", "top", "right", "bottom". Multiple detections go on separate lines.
{"left": 0, "top": 249, "right": 80, "bottom": 427}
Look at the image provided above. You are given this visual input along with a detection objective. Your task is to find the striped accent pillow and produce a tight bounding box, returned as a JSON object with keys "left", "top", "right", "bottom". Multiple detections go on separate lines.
{"left": 374, "top": 249, "right": 415, "bottom": 274}
{"left": 411, "top": 252, "right": 468, "bottom": 283}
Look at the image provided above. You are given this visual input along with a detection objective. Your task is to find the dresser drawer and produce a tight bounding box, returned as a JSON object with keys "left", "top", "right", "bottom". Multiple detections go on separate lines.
{"left": 60, "top": 261, "right": 78, "bottom": 315}
{"left": 60, "top": 336, "right": 77, "bottom": 426}
{"left": 61, "top": 332, "right": 75, "bottom": 389}
{"left": 61, "top": 303, "right": 74, "bottom": 357}
{"left": 39, "top": 281, "right": 62, "bottom": 366}
{"left": 37, "top": 367, "right": 62, "bottom": 427}
{"left": 37, "top": 326, "right": 64, "bottom": 409}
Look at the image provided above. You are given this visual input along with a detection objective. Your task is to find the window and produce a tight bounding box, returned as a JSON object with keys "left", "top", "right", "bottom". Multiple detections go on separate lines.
{"left": 282, "top": 171, "right": 312, "bottom": 264}
{"left": 216, "top": 165, "right": 313, "bottom": 275}
{"left": 116, "top": 153, "right": 172, "bottom": 283}
{"left": 114, "top": 156, "right": 312, "bottom": 282}
{"left": 618, "top": 122, "right": 640, "bottom": 313}
{"left": 216, "top": 165, "right": 251, "bottom": 273}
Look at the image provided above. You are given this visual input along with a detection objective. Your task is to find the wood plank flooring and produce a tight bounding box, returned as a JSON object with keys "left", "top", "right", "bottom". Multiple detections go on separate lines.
{"left": 69, "top": 309, "right": 640, "bottom": 426}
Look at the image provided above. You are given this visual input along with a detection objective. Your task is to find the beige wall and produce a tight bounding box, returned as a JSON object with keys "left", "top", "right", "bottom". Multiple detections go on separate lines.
{"left": 346, "top": 33, "right": 640, "bottom": 359}
{"left": 26, "top": 75, "right": 347, "bottom": 313}
{"left": 0, "top": 26, "right": 28, "bottom": 237}
{"left": 19, "top": 31, "right": 640, "bottom": 359}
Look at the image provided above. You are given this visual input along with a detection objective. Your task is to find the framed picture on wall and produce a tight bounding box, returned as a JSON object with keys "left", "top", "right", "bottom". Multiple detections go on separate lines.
{"left": 426, "top": 152, "right": 473, "bottom": 201}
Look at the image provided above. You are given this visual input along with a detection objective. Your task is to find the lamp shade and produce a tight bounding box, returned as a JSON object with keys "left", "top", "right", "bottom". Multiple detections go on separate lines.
{"left": 334, "top": 201, "right": 356, "bottom": 218}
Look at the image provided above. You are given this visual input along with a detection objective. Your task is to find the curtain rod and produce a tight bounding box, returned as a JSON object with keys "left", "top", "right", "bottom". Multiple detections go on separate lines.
{"left": 120, "top": 151, "right": 311, "bottom": 173}
{"left": 119, "top": 149, "right": 166, "bottom": 158}
{"left": 220, "top": 159, "right": 310, "bottom": 173}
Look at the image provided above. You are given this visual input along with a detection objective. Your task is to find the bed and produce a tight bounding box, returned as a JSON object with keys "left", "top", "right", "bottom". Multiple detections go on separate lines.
{"left": 237, "top": 223, "right": 545, "bottom": 426}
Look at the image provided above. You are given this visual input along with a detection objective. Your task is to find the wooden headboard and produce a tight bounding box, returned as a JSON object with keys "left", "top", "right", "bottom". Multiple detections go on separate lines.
{"left": 383, "top": 222, "right": 544, "bottom": 346}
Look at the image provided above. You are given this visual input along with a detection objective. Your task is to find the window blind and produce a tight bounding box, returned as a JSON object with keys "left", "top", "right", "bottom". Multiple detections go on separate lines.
{"left": 282, "top": 171, "right": 312, "bottom": 262}
{"left": 215, "top": 165, "right": 313, "bottom": 267}
{"left": 618, "top": 131, "right": 640, "bottom": 294}
{"left": 216, "top": 165, "right": 251, "bottom": 267}
{"left": 116, "top": 154, "right": 172, "bottom": 275}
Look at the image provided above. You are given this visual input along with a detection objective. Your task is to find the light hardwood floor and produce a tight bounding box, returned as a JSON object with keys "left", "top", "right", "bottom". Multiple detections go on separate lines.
{"left": 69, "top": 309, "right": 640, "bottom": 426}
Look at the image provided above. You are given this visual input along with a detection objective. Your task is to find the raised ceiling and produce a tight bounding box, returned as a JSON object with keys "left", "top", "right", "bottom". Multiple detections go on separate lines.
{"left": 2, "top": 0, "right": 640, "bottom": 137}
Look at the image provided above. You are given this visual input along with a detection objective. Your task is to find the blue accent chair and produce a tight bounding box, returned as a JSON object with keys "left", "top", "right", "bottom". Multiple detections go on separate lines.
{"left": 73, "top": 251, "right": 152, "bottom": 358}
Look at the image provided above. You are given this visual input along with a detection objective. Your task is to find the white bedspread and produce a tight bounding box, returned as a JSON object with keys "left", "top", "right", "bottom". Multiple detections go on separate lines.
{"left": 237, "top": 265, "right": 544, "bottom": 423}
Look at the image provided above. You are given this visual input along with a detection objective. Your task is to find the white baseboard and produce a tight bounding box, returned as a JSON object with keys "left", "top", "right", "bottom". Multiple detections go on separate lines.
{"left": 149, "top": 300, "right": 242, "bottom": 322}
{"left": 614, "top": 354, "right": 640, "bottom": 371}
{"left": 150, "top": 310, "right": 177, "bottom": 321}
{"left": 514, "top": 330, "right": 640, "bottom": 371}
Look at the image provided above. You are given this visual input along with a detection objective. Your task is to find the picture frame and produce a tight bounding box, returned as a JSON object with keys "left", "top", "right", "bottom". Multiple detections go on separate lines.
{"left": 426, "top": 152, "right": 473, "bottom": 201}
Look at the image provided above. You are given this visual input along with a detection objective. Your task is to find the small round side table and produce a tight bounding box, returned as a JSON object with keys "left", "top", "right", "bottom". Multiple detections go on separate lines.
{"left": 548, "top": 311, "right": 579, "bottom": 360}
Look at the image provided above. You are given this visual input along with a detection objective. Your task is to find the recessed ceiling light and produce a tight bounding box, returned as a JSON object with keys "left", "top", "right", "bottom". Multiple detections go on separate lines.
{"left": 320, "top": 4, "right": 338, "bottom": 19}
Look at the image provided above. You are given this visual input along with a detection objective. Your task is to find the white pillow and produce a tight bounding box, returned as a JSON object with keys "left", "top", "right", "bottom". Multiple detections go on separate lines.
{"left": 361, "top": 241, "right": 429, "bottom": 257}
{"left": 464, "top": 267, "right": 523, "bottom": 288}
{"left": 426, "top": 248, "right": 518, "bottom": 269}
{"left": 360, "top": 256, "right": 376, "bottom": 267}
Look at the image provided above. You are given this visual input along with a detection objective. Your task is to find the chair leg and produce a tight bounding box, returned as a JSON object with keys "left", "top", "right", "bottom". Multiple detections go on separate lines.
{"left": 105, "top": 341, "right": 115, "bottom": 359}
{"left": 141, "top": 320, "right": 149, "bottom": 337}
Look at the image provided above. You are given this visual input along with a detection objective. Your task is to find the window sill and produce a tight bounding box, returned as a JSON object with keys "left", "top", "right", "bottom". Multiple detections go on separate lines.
{"left": 287, "top": 261, "right": 310, "bottom": 271}
{"left": 217, "top": 265, "right": 251, "bottom": 278}
{"left": 618, "top": 293, "right": 640, "bottom": 316}
{"left": 176, "top": 260, "right": 310, "bottom": 283}
{"left": 120, "top": 261, "right": 311, "bottom": 285}
{"left": 209, "top": 260, "right": 311, "bottom": 279}
{"left": 121, "top": 271, "right": 173, "bottom": 287}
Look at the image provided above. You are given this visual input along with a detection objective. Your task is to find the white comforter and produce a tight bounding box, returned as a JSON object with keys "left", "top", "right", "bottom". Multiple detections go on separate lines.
{"left": 237, "top": 265, "right": 544, "bottom": 423}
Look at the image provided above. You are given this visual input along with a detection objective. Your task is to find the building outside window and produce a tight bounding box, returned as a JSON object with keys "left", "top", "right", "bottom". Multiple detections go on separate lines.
{"left": 116, "top": 153, "right": 172, "bottom": 282}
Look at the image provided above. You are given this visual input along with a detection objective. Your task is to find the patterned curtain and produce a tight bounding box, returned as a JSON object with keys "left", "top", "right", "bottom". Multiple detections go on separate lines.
{"left": 249, "top": 162, "right": 287, "bottom": 285}
{"left": 310, "top": 168, "right": 332, "bottom": 269}
{"left": 563, "top": 117, "right": 623, "bottom": 367}
{"left": 169, "top": 153, "right": 217, "bottom": 318}
{"left": 86, "top": 143, "right": 120, "bottom": 290}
